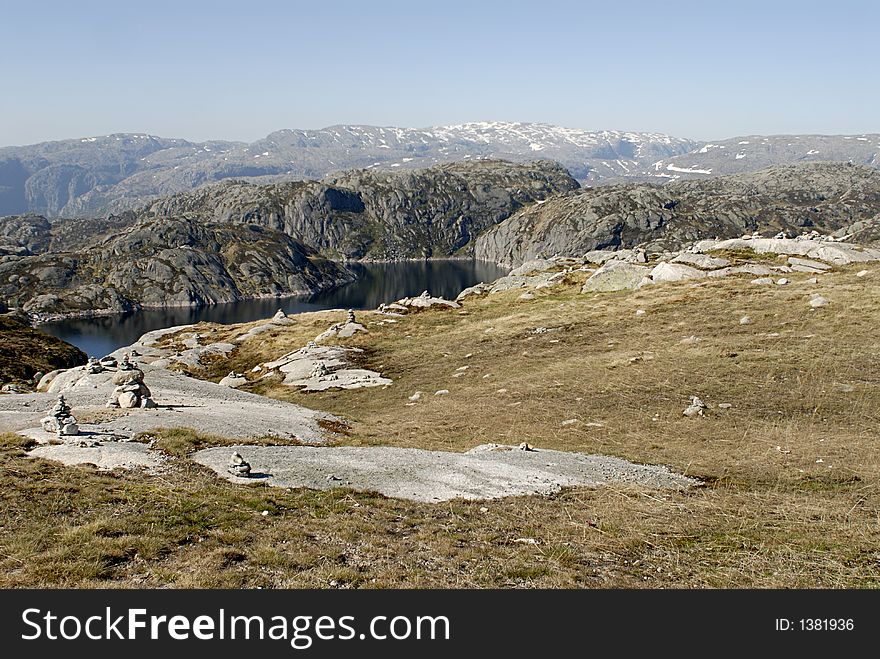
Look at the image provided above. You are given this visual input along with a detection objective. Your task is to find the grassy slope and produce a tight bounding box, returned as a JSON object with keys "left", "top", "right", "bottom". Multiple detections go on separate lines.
{"left": 0, "top": 316, "right": 88, "bottom": 385}
{"left": 1, "top": 260, "right": 878, "bottom": 588}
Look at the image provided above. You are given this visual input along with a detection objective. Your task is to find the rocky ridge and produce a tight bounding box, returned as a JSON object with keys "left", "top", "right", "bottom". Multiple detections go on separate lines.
{"left": 475, "top": 163, "right": 880, "bottom": 266}
{"left": 0, "top": 315, "right": 87, "bottom": 387}
{"left": 0, "top": 217, "right": 353, "bottom": 317}
{"left": 140, "top": 159, "right": 580, "bottom": 260}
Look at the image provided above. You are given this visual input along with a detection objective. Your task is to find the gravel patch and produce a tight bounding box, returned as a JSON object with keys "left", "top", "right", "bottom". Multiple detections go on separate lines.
{"left": 193, "top": 444, "right": 699, "bottom": 502}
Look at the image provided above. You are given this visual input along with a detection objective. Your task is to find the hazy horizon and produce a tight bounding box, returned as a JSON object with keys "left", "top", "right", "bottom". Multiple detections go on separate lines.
{"left": 1, "top": 0, "right": 877, "bottom": 146}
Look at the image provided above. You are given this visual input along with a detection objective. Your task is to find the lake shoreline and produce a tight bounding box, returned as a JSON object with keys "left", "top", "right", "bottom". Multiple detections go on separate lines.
{"left": 30, "top": 257, "right": 499, "bottom": 325}
{"left": 36, "top": 260, "right": 509, "bottom": 357}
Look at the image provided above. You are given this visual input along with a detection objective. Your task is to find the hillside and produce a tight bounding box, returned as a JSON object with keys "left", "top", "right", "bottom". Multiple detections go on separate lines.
{"left": 142, "top": 159, "right": 579, "bottom": 260}
{"left": 0, "top": 219, "right": 354, "bottom": 317}
{"left": 0, "top": 315, "right": 87, "bottom": 386}
{"left": 475, "top": 163, "right": 880, "bottom": 266}
{"left": 1, "top": 248, "right": 877, "bottom": 587}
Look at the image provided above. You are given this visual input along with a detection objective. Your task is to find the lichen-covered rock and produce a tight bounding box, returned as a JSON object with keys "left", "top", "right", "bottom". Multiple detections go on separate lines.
{"left": 219, "top": 372, "right": 247, "bottom": 388}
{"left": 645, "top": 262, "right": 706, "bottom": 284}
{"left": 581, "top": 261, "right": 650, "bottom": 293}
{"left": 670, "top": 253, "right": 730, "bottom": 269}
{"left": 455, "top": 282, "right": 491, "bottom": 302}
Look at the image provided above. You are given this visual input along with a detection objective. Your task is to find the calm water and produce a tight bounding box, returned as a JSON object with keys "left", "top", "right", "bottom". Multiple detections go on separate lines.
{"left": 39, "top": 260, "right": 508, "bottom": 357}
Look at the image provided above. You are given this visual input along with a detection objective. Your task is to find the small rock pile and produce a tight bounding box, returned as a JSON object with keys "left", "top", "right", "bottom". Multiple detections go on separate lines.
{"left": 381, "top": 291, "right": 460, "bottom": 312}
{"left": 227, "top": 452, "right": 251, "bottom": 477}
{"left": 314, "top": 309, "right": 368, "bottom": 342}
{"left": 106, "top": 354, "right": 156, "bottom": 409}
{"left": 683, "top": 396, "right": 706, "bottom": 417}
{"left": 40, "top": 395, "right": 79, "bottom": 437}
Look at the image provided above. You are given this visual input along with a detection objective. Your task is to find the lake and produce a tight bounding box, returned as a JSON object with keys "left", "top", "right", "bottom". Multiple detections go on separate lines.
{"left": 39, "top": 259, "right": 508, "bottom": 357}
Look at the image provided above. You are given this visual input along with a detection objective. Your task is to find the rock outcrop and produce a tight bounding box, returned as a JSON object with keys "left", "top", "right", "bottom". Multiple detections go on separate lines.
{"left": 260, "top": 342, "right": 391, "bottom": 391}
{"left": 581, "top": 261, "right": 649, "bottom": 293}
{"left": 141, "top": 159, "right": 579, "bottom": 261}
{"left": 380, "top": 291, "right": 461, "bottom": 313}
{"left": 474, "top": 163, "right": 880, "bottom": 266}
{"left": 0, "top": 217, "right": 354, "bottom": 316}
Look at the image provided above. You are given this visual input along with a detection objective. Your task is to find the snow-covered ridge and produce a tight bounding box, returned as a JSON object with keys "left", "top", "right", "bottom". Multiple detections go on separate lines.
{"left": 649, "top": 133, "right": 880, "bottom": 182}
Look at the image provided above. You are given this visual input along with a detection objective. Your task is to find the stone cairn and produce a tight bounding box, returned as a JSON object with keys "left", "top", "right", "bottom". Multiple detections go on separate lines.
{"left": 86, "top": 358, "right": 104, "bottom": 375}
{"left": 309, "top": 361, "right": 337, "bottom": 381}
{"left": 683, "top": 396, "right": 706, "bottom": 417}
{"left": 106, "top": 353, "right": 157, "bottom": 409}
{"left": 347, "top": 309, "right": 356, "bottom": 324}
{"left": 99, "top": 355, "right": 117, "bottom": 368}
{"left": 228, "top": 452, "right": 251, "bottom": 477}
{"left": 40, "top": 395, "right": 79, "bottom": 437}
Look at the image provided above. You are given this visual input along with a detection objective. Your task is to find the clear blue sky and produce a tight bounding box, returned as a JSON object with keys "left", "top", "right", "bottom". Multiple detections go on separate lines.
{"left": 1, "top": 0, "right": 877, "bottom": 146}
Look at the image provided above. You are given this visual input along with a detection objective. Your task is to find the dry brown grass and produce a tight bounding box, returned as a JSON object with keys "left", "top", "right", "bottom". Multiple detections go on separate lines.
{"left": 1, "top": 264, "right": 878, "bottom": 588}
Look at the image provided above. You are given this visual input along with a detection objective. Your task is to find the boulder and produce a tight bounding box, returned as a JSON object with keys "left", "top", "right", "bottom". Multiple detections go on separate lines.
{"left": 581, "top": 261, "right": 650, "bottom": 293}
{"left": 219, "top": 372, "right": 248, "bottom": 388}
{"left": 683, "top": 396, "right": 706, "bottom": 417}
{"left": 646, "top": 262, "right": 706, "bottom": 284}
{"left": 456, "top": 283, "right": 491, "bottom": 301}
{"left": 112, "top": 368, "right": 145, "bottom": 386}
{"left": 670, "top": 253, "right": 730, "bottom": 269}
{"left": 508, "top": 259, "right": 554, "bottom": 277}
{"left": 707, "top": 264, "right": 774, "bottom": 278}
{"left": 117, "top": 391, "right": 139, "bottom": 409}
{"left": 36, "top": 369, "right": 63, "bottom": 392}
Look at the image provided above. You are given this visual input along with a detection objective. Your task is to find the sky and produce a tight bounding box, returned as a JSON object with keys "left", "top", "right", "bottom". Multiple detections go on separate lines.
{"left": 0, "top": 0, "right": 877, "bottom": 146}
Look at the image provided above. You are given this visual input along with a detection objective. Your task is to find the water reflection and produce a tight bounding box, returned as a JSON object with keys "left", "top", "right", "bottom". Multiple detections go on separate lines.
{"left": 40, "top": 260, "right": 507, "bottom": 357}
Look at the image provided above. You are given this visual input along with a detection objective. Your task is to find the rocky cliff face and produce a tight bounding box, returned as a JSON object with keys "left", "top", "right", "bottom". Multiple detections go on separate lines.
{"left": 0, "top": 218, "right": 353, "bottom": 316}
{"left": 474, "top": 163, "right": 880, "bottom": 266}
{"left": 141, "top": 159, "right": 580, "bottom": 260}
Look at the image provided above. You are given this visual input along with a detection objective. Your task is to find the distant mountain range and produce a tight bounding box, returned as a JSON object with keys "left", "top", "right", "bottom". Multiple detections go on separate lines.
{"left": 0, "top": 122, "right": 878, "bottom": 219}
